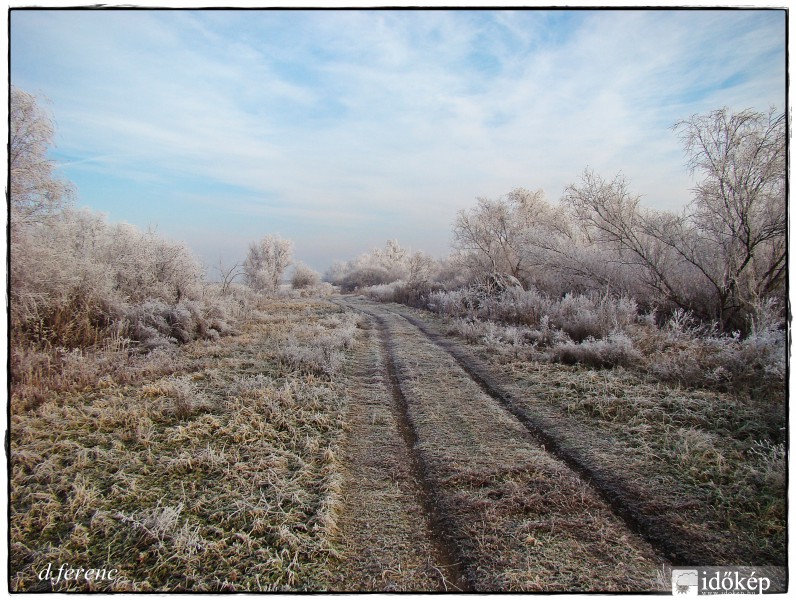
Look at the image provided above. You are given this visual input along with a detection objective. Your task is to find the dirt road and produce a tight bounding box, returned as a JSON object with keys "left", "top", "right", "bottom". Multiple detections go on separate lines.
{"left": 329, "top": 297, "right": 667, "bottom": 592}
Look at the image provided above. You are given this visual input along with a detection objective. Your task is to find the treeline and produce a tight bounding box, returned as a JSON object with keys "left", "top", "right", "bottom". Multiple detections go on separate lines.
{"left": 326, "top": 106, "right": 786, "bottom": 393}
{"left": 8, "top": 84, "right": 785, "bottom": 399}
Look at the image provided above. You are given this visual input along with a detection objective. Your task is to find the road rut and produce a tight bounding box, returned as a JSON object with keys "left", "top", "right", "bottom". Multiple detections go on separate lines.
{"left": 333, "top": 297, "right": 666, "bottom": 592}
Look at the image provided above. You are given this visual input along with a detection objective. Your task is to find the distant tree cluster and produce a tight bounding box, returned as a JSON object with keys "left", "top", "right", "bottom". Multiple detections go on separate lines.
{"left": 325, "top": 239, "right": 438, "bottom": 292}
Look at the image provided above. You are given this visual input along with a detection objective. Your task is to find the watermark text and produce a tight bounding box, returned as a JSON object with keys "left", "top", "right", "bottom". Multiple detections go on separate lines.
{"left": 38, "top": 562, "right": 120, "bottom": 587}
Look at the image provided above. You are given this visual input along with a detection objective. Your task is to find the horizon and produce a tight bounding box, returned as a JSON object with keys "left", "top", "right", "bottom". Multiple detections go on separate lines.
{"left": 9, "top": 6, "right": 786, "bottom": 275}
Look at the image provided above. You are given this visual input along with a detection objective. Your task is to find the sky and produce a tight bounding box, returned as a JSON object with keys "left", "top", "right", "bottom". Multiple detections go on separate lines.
{"left": 9, "top": 6, "right": 787, "bottom": 274}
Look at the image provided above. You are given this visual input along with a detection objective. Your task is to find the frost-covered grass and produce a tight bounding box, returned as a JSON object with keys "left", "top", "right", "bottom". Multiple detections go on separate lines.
{"left": 276, "top": 313, "right": 360, "bottom": 378}
{"left": 505, "top": 362, "right": 787, "bottom": 565}
{"left": 370, "top": 299, "right": 786, "bottom": 566}
{"left": 10, "top": 299, "right": 357, "bottom": 591}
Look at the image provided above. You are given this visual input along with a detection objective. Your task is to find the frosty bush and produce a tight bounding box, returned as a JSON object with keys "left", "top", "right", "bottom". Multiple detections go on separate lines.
{"left": 632, "top": 301, "right": 786, "bottom": 394}
{"left": 428, "top": 288, "right": 478, "bottom": 318}
{"left": 363, "top": 281, "right": 403, "bottom": 303}
{"left": 424, "top": 285, "right": 638, "bottom": 341}
{"left": 291, "top": 262, "right": 321, "bottom": 290}
{"left": 548, "top": 293, "right": 638, "bottom": 342}
{"left": 552, "top": 332, "right": 642, "bottom": 368}
{"left": 339, "top": 266, "right": 394, "bottom": 293}
{"left": 11, "top": 207, "right": 233, "bottom": 351}
{"left": 326, "top": 240, "right": 439, "bottom": 293}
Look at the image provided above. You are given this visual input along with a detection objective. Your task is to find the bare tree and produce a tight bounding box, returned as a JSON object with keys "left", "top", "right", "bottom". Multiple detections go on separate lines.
{"left": 406, "top": 250, "right": 437, "bottom": 283}
{"left": 9, "top": 87, "right": 73, "bottom": 230}
{"left": 563, "top": 170, "right": 690, "bottom": 306}
{"left": 564, "top": 107, "right": 786, "bottom": 329}
{"left": 671, "top": 107, "right": 786, "bottom": 325}
{"left": 215, "top": 257, "right": 243, "bottom": 296}
{"left": 243, "top": 235, "right": 294, "bottom": 293}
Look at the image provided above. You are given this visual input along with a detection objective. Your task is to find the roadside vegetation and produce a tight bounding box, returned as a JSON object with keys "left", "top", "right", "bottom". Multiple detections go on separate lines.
{"left": 9, "top": 86, "right": 298, "bottom": 412}
{"left": 381, "top": 301, "right": 786, "bottom": 566}
{"left": 329, "top": 105, "right": 786, "bottom": 445}
{"left": 328, "top": 105, "right": 787, "bottom": 568}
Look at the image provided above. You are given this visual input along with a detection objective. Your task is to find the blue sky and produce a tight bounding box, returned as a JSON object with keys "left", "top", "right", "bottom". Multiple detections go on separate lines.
{"left": 10, "top": 8, "right": 786, "bottom": 273}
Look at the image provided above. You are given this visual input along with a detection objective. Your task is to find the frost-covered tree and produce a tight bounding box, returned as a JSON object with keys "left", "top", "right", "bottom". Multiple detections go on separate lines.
{"left": 563, "top": 170, "right": 706, "bottom": 312}
{"left": 452, "top": 188, "right": 573, "bottom": 288}
{"left": 9, "top": 86, "right": 72, "bottom": 230}
{"left": 671, "top": 107, "right": 786, "bottom": 325}
{"left": 215, "top": 257, "right": 244, "bottom": 296}
{"left": 563, "top": 107, "right": 786, "bottom": 330}
{"left": 406, "top": 250, "right": 437, "bottom": 283}
{"left": 244, "top": 235, "right": 294, "bottom": 293}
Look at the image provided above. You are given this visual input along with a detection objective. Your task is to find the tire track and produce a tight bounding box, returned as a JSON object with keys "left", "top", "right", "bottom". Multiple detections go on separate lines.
{"left": 375, "top": 314, "right": 472, "bottom": 592}
{"left": 337, "top": 298, "right": 669, "bottom": 590}
{"left": 333, "top": 299, "right": 471, "bottom": 591}
{"left": 328, "top": 319, "right": 442, "bottom": 591}
{"left": 364, "top": 300, "right": 702, "bottom": 566}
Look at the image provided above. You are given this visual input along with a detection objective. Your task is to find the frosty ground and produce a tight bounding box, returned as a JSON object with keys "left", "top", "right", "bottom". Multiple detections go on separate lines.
{"left": 9, "top": 294, "right": 786, "bottom": 592}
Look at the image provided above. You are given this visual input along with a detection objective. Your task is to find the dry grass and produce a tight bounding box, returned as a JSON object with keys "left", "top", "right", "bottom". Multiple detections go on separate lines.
{"left": 275, "top": 312, "right": 359, "bottom": 378}
{"left": 9, "top": 341, "right": 184, "bottom": 412}
{"left": 383, "top": 300, "right": 786, "bottom": 566}
{"left": 9, "top": 299, "right": 356, "bottom": 591}
{"left": 542, "top": 366, "right": 787, "bottom": 564}
{"left": 12, "top": 292, "right": 784, "bottom": 591}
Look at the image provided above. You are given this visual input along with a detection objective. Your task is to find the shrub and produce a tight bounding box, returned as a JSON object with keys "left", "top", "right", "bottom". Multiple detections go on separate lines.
{"left": 10, "top": 207, "right": 235, "bottom": 352}
{"left": 632, "top": 304, "right": 786, "bottom": 394}
{"left": 326, "top": 240, "right": 441, "bottom": 293}
{"left": 363, "top": 281, "right": 402, "bottom": 303}
{"left": 291, "top": 262, "right": 321, "bottom": 290}
{"left": 339, "top": 266, "right": 393, "bottom": 293}
{"left": 552, "top": 332, "right": 642, "bottom": 368}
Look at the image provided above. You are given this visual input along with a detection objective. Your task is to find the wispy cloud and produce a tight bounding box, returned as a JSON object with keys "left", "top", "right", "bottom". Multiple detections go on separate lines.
{"left": 11, "top": 8, "right": 785, "bottom": 269}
